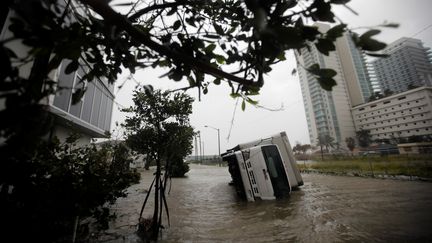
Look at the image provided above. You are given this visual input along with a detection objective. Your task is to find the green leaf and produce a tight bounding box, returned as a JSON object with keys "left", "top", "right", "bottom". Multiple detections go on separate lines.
{"left": 360, "top": 29, "right": 381, "bottom": 39}
{"left": 215, "top": 55, "right": 225, "bottom": 64}
{"left": 307, "top": 64, "right": 321, "bottom": 75}
{"left": 357, "top": 29, "right": 387, "bottom": 51}
{"left": 317, "top": 77, "right": 337, "bottom": 91}
{"left": 359, "top": 38, "right": 387, "bottom": 52}
{"left": 71, "top": 88, "right": 85, "bottom": 105}
{"left": 326, "top": 24, "right": 347, "bottom": 40}
{"left": 187, "top": 76, "right": 196, "bottom": 86}
{"left": 301, "top": 26, "right": 320, "bottom": 41}
{"left": 277, "top": 51, "right": 286, "bottom": 61}
{"left": 330, "top": 0, "right": 350, "bottom": 4}
{"left": 315, "top": 38, "right": 335, "bottom": 56}
{"left": 380, "top": 22, "right": 399, "bottom": 28}
{"left": 204, "top": 43, "right": 216, "bottom": 53}
{"left": 65, "top": 60, "right": 79, "bottom": 74}
{"left": 230, "top": 93, "right": 241, "bottom": 99}
{"left": 213, "top": 78, "right": 221, "bottom": 85}
{"left": 311, "top": 0, "right": 335, "bottom": 23}
{"left": 168, "top": 68, "right": 183, "bottom": 81}
{"left": 319, "top": 68, "right": 337, "bottom": 78}
{"left": 247, "top": 90, "right": 260, "bottom": 96}
{"left": 173, "top": 20, "right": 181, "bottom": 30}
{"left": 185, "top": 17, "right": 196, "bottom": 27}
{"left": 307, "top": 64, "right": 337, "bottom": 80}
{"left": 246, "top": 98, "right": 258, "bottom": 105}
{"left": 364, "top": 52, "right": 390, "bottom": 58}
{"left": 213, "top": 23, "right": 224, "bottom": 35}
{"left": 241, "top": 100, "right": 246, "bottom": 111}
{"left": 291, "top": 68, "right": 297, "bottom": 75}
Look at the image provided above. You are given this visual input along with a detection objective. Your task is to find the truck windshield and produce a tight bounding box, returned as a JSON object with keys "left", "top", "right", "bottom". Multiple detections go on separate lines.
{"left": 266, "top": 157, "right": 279, "bottom": 178}
{"left": 261, "top": 145, "right": 291, "bottom": 198}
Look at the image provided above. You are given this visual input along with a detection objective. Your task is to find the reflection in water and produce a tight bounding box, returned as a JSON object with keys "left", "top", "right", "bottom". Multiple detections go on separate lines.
{"left": 102, "top": 164, "right": 432, "bottom": 242}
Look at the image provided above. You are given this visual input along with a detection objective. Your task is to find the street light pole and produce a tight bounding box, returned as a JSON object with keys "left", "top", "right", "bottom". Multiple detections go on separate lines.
{"left": 197, "top": 131, "right": 202, "bottom": 164}
{"left": 204, "top": 125, "right": 221, "bottom": 157}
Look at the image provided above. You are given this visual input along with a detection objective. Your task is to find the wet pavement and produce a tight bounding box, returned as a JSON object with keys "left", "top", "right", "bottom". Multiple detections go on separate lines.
{"left": 94, "top": 164, "right": 432, "bottom": 242}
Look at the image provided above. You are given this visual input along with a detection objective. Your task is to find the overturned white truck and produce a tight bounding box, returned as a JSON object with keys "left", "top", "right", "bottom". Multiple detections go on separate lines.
{"left": 222, "top": 132, "right": 303, "bottom": 202}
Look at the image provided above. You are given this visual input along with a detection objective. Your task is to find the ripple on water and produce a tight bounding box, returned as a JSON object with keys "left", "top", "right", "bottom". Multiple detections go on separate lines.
{"left": 98, "top": 165, "right": 432, "bottom": 242}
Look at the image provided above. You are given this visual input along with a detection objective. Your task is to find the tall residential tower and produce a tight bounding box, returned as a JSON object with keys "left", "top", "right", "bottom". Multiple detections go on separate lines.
{"left": 296, "top": 23, "right": 373, "bottom": 147}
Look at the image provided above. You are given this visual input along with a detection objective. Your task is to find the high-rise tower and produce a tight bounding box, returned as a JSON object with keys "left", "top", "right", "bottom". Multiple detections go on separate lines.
{"left": 296, "top": 23, "right": 374, "bottom": 147}
{"left": 372, "top": 37, "right": 432, "bottom": 94}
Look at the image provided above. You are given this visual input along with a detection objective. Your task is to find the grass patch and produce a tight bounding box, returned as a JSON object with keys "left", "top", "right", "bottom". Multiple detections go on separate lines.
{"left": 298, "top": 155, "right": 432, "bottom": 179}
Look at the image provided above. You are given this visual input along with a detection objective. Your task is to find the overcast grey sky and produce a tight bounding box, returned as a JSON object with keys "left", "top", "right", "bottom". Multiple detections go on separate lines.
{"left": 112, "top": 0, "right": 432, "bottom": 155}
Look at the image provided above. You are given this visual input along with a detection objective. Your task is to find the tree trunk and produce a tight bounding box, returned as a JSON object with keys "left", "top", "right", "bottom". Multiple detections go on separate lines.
{"left": 151, "top": 157, "right": 160, "bottom": 240}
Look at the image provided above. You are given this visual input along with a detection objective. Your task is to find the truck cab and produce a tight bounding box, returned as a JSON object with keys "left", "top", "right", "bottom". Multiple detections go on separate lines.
{"left": 224, "top": 144, "right": 291, "bottom": 201}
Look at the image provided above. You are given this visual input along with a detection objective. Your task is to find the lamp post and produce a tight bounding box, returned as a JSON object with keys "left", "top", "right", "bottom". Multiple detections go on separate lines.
{"left": 197, "top": 131, "right": 202, "bottom": 164}
{"left": 204, "top": 125, "right": 221, "bottom": 158}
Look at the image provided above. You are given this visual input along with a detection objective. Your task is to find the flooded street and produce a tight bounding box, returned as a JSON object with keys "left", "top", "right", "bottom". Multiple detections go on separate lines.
{"left": 99, "top": 164, "right": 432, "bottom": 242}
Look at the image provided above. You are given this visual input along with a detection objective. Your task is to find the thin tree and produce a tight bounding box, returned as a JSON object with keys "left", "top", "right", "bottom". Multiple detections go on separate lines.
{"left": 122, "top": 87, "right": 194, "bottom": 240}
{"left": 356, "top": 129, "right": 372, "bottom": 148}
{"left": 345, "top": 137, "right": 356, "bottom": 156}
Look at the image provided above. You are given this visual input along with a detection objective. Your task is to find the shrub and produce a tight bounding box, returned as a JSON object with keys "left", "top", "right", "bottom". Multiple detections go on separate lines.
{"left": 0, "top": 137, "right": 140, "bottom": 242}
{"left": 168, "top": 158, "right": 190, "bottom": 177}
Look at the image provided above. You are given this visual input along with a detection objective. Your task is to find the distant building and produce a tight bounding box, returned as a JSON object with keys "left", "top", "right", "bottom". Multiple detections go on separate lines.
{"left": 0, "top": 7, "right": 114, "bottom": 145}
{"left": 296, "top": 23, "right": 374, "bottom": 147}
{"left": 372, "top": 37, "right": 432, "bottom": 94}
{"left": 351, "top": 87, "right": 432, "bottom": 141}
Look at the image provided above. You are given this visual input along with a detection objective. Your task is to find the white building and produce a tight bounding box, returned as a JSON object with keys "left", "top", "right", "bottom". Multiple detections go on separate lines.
{"left": 296, "top": 23, "right": 373, "bottom": 147}
{"left": 372, "top": 37, "right": 432, "bottom": 94}
{"left": 351, "top": 87, "right": 432, "bottom": 141}
{"left": 0, "top": 6, "right": 114, "bottom": 145}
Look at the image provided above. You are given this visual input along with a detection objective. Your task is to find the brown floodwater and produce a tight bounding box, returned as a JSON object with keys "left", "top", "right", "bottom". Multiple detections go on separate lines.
{"left": 98, "top": 164, "right": 432, "bottom": 242}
